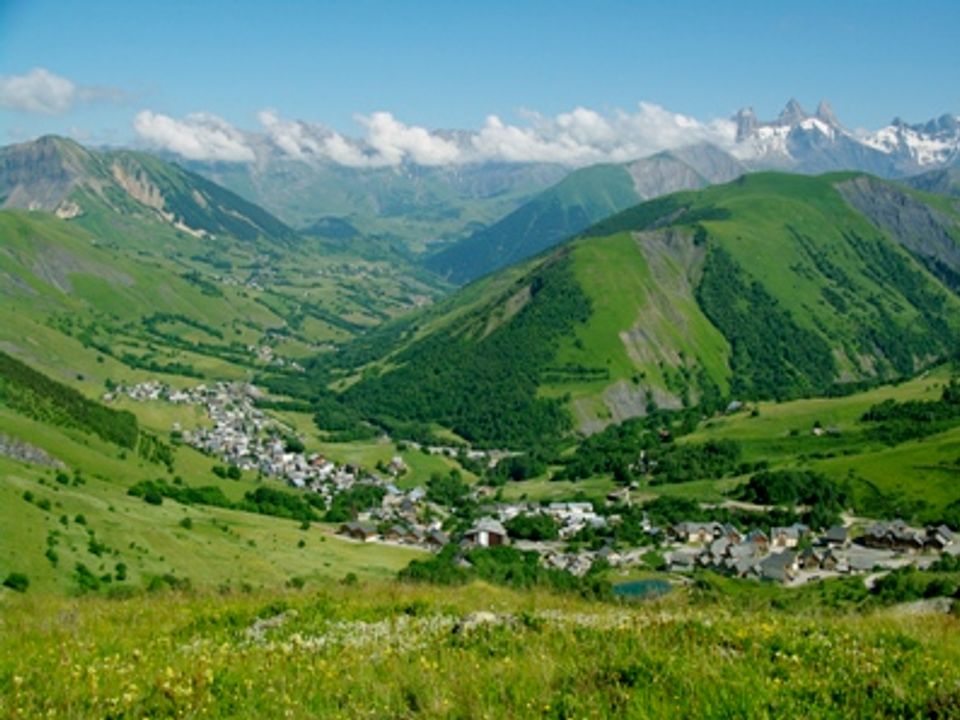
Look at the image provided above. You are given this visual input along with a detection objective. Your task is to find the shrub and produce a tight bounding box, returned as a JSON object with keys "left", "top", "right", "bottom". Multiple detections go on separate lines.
{"left": 73, "top": 563, "right": 101, "bottom": 593}
{"left": 2, "top": 572, "right": 29, "bottom": 593}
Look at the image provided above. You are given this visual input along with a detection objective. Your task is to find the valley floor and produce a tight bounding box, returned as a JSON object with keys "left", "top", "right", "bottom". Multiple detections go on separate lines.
{"left": 1, "top": 581, "right": 959, "bottom": 719}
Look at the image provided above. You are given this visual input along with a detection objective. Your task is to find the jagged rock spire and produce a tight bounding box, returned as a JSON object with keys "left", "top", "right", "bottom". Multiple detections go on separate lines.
{"left": 777, "top": 98, "right": 808, "bottom": 125}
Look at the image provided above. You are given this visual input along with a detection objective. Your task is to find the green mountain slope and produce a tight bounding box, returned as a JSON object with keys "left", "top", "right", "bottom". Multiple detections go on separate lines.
{"left": 424, "top": 164, "right": 637, "bottom": 284}
{"left": 425, "top": 144, "right": 744, "bottom": 284}
{"left": 0, "top": 138, "right": 451, "bottom": 392}
{"left": 0, "top": 355, "right": 418, "bottom": 596}
{"left": 0, "top": 136, "right": 297, "bottom": 245}
{"left": 0, "top": 350, "right": 139, "bottom": 448}
{"left": 331, "top": 172, "right": 960, "bottom": 446}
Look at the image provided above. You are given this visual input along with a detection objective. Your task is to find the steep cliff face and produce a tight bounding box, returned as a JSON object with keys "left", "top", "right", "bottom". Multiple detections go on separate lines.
{"left": 837, "top": 175, "right": 960, "bottom": 288}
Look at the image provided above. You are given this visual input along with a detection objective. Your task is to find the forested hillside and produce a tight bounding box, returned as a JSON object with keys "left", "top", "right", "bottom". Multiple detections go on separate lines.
{"left": 316, "top": 172, "right": 960, "bottom": 446}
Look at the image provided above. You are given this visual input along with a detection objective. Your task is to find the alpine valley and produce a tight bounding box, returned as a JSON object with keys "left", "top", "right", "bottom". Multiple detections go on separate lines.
{"left": 4, "top": 96, "right": 960, "bottom": 719}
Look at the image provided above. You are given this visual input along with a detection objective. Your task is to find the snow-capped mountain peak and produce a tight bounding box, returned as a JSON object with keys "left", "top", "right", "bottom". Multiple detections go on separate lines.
{"left": 732, "top": 100, "right": 959, "bottom": 174}
{"left": 860, "top": 114, "right": 960, "bottom": 168}
{"left": 815, "top": 100, "right": 841, "bottom": 127}
{"left": 777, "top": 98, "right": 808, "bottom": 126}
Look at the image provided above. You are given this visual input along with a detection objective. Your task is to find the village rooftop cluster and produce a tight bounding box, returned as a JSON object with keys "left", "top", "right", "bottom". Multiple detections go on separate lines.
{"left": 109, "top": 380, "right": 960, "bottom": 585}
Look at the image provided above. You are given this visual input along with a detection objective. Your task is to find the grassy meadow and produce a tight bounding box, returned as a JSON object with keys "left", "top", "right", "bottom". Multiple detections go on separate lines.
{"left": 2, "top": 581, "right": 959, "bottom": 718}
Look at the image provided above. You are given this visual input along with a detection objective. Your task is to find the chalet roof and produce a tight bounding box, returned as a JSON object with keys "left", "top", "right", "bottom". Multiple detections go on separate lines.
{"left": 340, "top": 521, "right": 377, "bottom": 535}
{"left": 933, "top": 525, "right": 955, "bottom": 542}
{"left": 825, "top": 525, "right": 848, "bottom": 543}
{"left": 734, "top": 557, "right": 757, "bottom": 576}
{"left": 467, "top": 518, "right": 507, "bottom": 537}
{"left": 426, "top": 529, "right": 449, "bottom": 545}
{"left": 845, "top": 552, "right": 880, "bottom": 572}
{"left": 669, "top": 549, "right": 700, "bottom": 567}
{"left": 772, "top": 524, "right": 809, "bottom": 539}
{"left": 759, "top": 551, "right": 797, "bottom": 581}
{"left": 710, "top": 538, "right": 731, "bottom": 557}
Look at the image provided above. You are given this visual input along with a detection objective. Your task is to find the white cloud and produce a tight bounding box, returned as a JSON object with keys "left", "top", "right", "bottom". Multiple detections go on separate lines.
{"left": 0, "top": 68, "right": 125, "bottom": 115}
{"left": 470, "top": 112, "right": 608, "bottom": 164}
{"left": 137, "top": 102, "right": 740, "bottom": 166}
{"left": 257, "top": 109, "right": 324, "bottom": 160}
{"left": 255, "top": 109, "right": 460, "bottom": 167}
{"left": 466, "top": 103, "right": 737, "bottom": 165}
{"left": 133, "top": 110, "right": 256, "bottom": 162}
{"left": 359, "top": 112, "right": 461, "bottom": 166}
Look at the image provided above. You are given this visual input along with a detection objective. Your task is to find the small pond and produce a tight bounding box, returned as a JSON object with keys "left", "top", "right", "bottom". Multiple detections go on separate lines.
{"left": 612, "top": 579, "right": 672, "bottom": 600}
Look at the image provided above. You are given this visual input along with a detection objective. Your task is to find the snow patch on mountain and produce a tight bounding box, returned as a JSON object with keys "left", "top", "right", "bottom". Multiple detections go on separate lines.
{"left": 859, "top": 116, "right": 960, "bottom": 167}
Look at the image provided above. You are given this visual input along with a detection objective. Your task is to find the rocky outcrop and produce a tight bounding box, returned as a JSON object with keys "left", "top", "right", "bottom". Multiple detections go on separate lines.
{"left": 0, "top": 433, "right": 65, "bottom": 469}
{"left": 837, "top": 176, "right": 960, "bottom": 283}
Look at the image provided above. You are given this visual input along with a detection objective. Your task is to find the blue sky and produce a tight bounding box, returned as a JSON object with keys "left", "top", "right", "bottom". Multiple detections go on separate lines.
{"left": 1, "top": 0, "right": 957, "bottom": 151}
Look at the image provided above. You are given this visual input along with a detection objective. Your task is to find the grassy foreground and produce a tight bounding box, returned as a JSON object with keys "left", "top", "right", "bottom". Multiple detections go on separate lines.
{"left": 2, "top": 581, "right": 959, "bottom": 719}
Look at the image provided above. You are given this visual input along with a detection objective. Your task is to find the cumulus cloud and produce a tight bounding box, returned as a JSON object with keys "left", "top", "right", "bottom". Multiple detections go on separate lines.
{"left": 134, "top": 110, "right": 256, "bottom": 162}
{"left": 0, "top": 67, "right": 124, "bottom": 115}
{"left": 359, "top": 112, "right": 461, "bottom": 166}
{"left": 256, "top": 109, "right": 460, "bottom": 167}
{"left": 468, "top": 103, "right": 737, "bottom": 165}
{"left": 257, "top": 109, "right": 324, "bottom": 160}
{"left": 135, "top": 102, "right": 739, "bottom": 166}
{"left": 470, "top": 112, "right": 608, "bottom": 164}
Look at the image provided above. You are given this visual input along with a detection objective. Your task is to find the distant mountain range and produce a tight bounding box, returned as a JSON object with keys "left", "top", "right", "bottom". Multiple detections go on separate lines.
{"left": 732, "top": 99, "right": 960, "bottom": 175}
{"left": 3, "top": 101, "right": 959, "bottom": 289}
{"left": 424, "top": 103, "right": 960, "bottom": 283}
{"left": 180, "top": 156, "right": 567, "bottom": 252}
{"left": 163, "top": 101, "right": 958, "bottom": 263}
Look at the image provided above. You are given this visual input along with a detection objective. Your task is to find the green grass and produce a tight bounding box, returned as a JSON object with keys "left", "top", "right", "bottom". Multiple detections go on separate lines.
{"left": 685, "top": 366, "right": 951, "bottom": 442}
{"left": 0, "top": 454, "right": 421, "bottom": 596}
{"left": 500, "top": 474, "right": 615, "bottom": 502}
{"left": 0, "top": 207, "right": 445, "bottom": 407}
{"left": 813, "top": 426, "right": 960, "bottom": 520}
{"left": 272, "top": 411, "right": 477, "bottom": 486}
{"left": 0, "top": 398, "right": 423, "bottom": 596}
{"left": 547, "top": 230, "right": 730, "bottom": 415}
{"left": 2, "top": 581, "right": 959, "bottom": 718}
{"left": 672, "top": 365, "right": 960, "bottom": 519}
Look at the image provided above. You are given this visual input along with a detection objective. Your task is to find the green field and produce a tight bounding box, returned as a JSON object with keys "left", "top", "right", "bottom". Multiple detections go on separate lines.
{"left": 2, "top": 580, "right": 959, "bottom": 718}
{"left": 0, "top": 398, "right": 423, "bottom": 596}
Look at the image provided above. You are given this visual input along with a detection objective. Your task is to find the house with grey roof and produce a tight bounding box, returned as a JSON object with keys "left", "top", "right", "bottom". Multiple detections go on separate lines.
{"left": 338, "top": 521, "right": 378, "bottom": 542}
{"left": 820, "top": 525, "right": 849, "bottom": 548}
{"left": 667, "top": 548, "right": 701, "bottom": 572}
{"left": 758, "top": 551, "right": 798, "bottom": 583}
{"left": 927, "top": 525, "right": 955, "bottom": 550}
{"left": 859, "top": 520, "right": 925, "bottom": 552}
{"left": 746, "top": 529, "right": 770, "bottom": 551}
{"left": 425, "top": 529, "right": 450, "bottom": 549}
{"left": 771, "top": 524, "right": 809, "bottom": 549}
{"left": 463, "top": 518, "right": 509, "bottom": 548}
{"left": 671, "top": 522, "right": 722, "bottom": 545}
